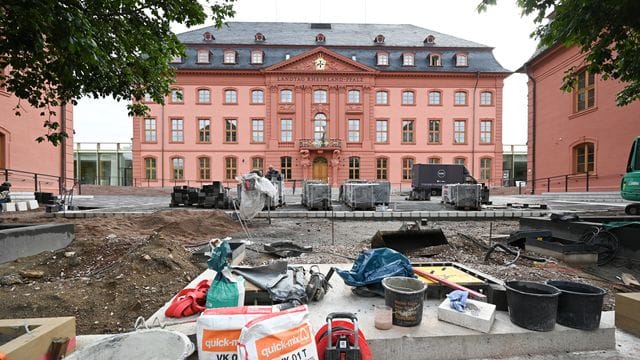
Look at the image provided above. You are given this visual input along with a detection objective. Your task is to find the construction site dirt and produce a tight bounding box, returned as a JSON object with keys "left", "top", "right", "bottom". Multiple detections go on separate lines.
{"left": 0, "top": 208, "right": 627, "bottom": 335}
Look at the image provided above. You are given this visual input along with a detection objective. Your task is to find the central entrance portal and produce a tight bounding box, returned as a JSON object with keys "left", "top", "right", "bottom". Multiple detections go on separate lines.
{"left": 312, "top": 157, "right": 328, "bottom": 182}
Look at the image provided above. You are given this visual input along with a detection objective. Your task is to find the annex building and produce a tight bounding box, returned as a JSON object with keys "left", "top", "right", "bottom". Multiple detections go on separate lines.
{"left": 133, "top": 22, "right": 509, "bottom": 188}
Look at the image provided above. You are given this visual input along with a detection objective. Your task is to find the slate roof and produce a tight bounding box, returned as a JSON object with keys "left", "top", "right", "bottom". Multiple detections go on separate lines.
{"left": 174, "top": 22, "right": 509, "bottom": 74}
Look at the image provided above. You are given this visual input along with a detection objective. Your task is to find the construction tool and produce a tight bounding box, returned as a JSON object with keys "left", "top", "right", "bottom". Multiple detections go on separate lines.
{"left": 315, "top": 312, "right": 372, "bottom": 360}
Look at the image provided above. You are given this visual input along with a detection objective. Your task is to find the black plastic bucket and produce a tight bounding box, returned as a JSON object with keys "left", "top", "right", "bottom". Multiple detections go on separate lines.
{"left": 505, "top": 281, "right": 560, "bottom": 331}
{"left": 546, "top": 280, "right": 606, "bottom": 330}
{"left": 382, "top": 276, "right": 427, "bottom": 327}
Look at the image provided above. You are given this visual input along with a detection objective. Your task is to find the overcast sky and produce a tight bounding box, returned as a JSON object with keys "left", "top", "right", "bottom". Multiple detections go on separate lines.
{"left": 74, "top": 0, "right": 539, "bottom": 145}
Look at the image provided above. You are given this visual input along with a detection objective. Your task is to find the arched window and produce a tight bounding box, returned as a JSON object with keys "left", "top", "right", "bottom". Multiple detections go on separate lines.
{"left": 376, "top": 91, "right": 388, "bottom": 105}
{"left": 374, "top": 34, "right": 385, "bottom": 44}
{"left": 144, "top": 157, "right": 156, "bottom": 180}
{"left": 224, "top": 89, "right": 237, "bottom": 104}
{"left": 251, "top": 50, "right": 263, "bottom": 64}
{"left": 280, "top": 89, "right": 293, "bottom": 103}
{"left": 197, "top": 88, "right": 211, "bottom": 104}
{"left": 251, "top": 89, "right": 264, "bottom": 104}
{"left": 198, "top": 157, "right": 211, "bottom": 180}
{"left": 170, "top": 88, "right": 183, "bottom": 103}
{"left": 313, "top": 89, "right": 327, "bottom": 104}
{"left": 428, "top": 157, "right": 441, "bottom": 164}
{"left": 254, "top": 32, "right": 265, "bottom": 42}
{"left": 376, "top": 158, "right": 388, "bottom": 180}
{"left": 428, "top": 91, "right": 442, "bottom": 105}
{"left": 171, "top": 157, "right": 184, "bottom": 180}
{"left": 574, "top": 142, "right": 595, "bottom": 173}
{"left": 454, "top": 91, "right": 468, "bottom": 106}
{"left": 402, "top": 90, "right": 415, "bottom": 105}
{"left": 349, "top": 157, "right": 360, "bottom": 179}
{"left": 315, "top": 33, "right": 326, "bottom": 43}
{"left": 347, "top": 90, "right": 360, "bottom": 104}
{"left": 454, "top": 157, "right": 466, "bottom": 166}
{"left": 314, "top": 113, "right": 327, "bottom": 141}
{"left": 480, "top": 91, "right": 493, "bottom": 106}
{"left": 402, "top": 158, "right": 414, "bottom": 180}
{"left": 252, "top": 157, "right": 265, "bottom": 174}
{"left": 480, "top": 157, "right": 492, "bottom": 180}
{"left": 225, "top": 157, "right": 237, "bottom": 180}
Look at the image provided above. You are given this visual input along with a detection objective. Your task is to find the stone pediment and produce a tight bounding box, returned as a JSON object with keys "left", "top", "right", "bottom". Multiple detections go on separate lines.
{"left": 265, "top": 47, "right": 376, "bottom": 73}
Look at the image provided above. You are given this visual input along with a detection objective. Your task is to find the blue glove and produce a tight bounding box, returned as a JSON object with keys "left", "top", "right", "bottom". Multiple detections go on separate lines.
{"left": 447, "top": 290, "right": 469, "bottom": 312}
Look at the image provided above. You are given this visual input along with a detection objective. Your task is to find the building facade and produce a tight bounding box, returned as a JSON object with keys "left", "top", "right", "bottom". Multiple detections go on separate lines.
{"left": 0, "top": 72, "right": 74, "bottom": 194}
{"left": 74, "top": 143, "right": 133, "bottom": 186}
{"left": 133, "top": 22, "right": 509, "bottom": 188}
{"left": 521, "top": 45, "right": 640, "bottom": 193}
{"left": 502, "top": 144, "right": 527, "bottom": 186}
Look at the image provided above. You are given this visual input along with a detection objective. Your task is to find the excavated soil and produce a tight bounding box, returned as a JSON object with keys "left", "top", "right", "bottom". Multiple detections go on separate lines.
{"left": 0, "top": 209, "right": 635, "bottom": 334}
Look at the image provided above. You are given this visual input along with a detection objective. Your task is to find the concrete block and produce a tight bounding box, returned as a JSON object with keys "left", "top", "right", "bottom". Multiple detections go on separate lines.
{"left": 438, "top": 297, "right": 496, "bottom": 333}
{"left": 2, "top": 203, "right": 16, "bottom": 212}
{"left": 15, "top": 202, "right": 28, "bottom": 211}
{"left": 27, "top": 200, "right": 39, "bottom": 210}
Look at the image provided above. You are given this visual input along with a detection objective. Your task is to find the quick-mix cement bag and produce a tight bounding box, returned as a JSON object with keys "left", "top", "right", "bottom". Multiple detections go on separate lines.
{"left": 197, "top": 306, "right": 279, "bottom": 360}
{"left": 238, "top": 305, "right": 318, "bottom": 360}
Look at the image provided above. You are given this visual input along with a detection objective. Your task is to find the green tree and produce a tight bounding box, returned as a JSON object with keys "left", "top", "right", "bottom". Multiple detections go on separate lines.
{"left": 0, "top": 0, "right": 236, "bottom": 144}
{"left": 479, "top": 0, "right": 640, "bottom": 106}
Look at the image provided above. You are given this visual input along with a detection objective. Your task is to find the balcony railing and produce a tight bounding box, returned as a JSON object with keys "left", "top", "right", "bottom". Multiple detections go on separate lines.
{"left": 298, "top": 138, "right": 342, "bottom": 150}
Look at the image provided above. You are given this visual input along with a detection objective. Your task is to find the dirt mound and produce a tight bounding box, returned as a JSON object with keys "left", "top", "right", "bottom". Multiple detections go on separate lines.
{"left": 148, "top": 210, "right": 241, "bottom": 243}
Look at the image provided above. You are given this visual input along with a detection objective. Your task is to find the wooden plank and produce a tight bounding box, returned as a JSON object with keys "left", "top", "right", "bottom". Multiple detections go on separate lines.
{"left": 615, "top": 292, "right": 640, "bottom": 337}
{"left": 0, "top": 317, "right": 75, "bottom": 360}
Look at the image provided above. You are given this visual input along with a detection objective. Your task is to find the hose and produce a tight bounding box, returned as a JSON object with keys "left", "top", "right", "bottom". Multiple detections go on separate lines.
{"left": 484, "top": 243, "right": 546, "bottom": 264}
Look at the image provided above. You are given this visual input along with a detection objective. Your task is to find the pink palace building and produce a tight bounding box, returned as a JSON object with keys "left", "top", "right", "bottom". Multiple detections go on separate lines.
{"left": 133, "top": 22, "right": 509, "bottom": 188}
{"left": 520, "top": 45, "right": 640, "bottom": 193}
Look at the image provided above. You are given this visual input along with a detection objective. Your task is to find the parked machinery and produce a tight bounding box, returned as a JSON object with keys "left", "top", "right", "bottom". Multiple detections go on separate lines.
{"left": 341, "top": 180, "right": 376, "bottom": 210}
{"left": 302, "top": 180, "right": 332, "bottom": 210}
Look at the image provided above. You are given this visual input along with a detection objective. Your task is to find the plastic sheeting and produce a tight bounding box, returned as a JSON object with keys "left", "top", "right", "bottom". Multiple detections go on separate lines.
{"left": 335, "top": 248, "right": 414, "bottom": 289}
{"left": 236, "top": 172, "right": 278, "bottom": 220}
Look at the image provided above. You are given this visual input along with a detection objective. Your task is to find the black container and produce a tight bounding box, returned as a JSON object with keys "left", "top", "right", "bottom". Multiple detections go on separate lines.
{"left": 505, "top": 281, "right": 560, "bottom": 331}
{"left": 382, "top": 277, "right": 427, "bottom": 327}
{"left": 546, "top": 280, "right": 606, "bottom": 330}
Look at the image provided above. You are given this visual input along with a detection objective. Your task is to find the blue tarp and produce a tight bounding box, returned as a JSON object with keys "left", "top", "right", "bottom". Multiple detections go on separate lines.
{"left": 335, "top": 248, "right": 414, "bottom": 288}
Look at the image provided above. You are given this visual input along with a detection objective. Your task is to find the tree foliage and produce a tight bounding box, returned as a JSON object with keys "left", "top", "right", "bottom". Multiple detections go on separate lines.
{"left": 0, "top": 0, "right": 236, "bottom": 144}
{"left": 479, "top": 0, "right": 640, "bottom": 106}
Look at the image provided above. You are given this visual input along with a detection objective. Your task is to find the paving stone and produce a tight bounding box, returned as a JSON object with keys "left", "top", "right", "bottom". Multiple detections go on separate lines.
{"left": 2, "top": 203, "right": 16, "bottom": 212}
{"left": 438, "top": 297, "right": 496, "bottom": 333}
{"left": 15, "top": 202, "right": 28, "bottom": 211}
{"left": 27, "top": 200, "right": 39, "bottom": 210}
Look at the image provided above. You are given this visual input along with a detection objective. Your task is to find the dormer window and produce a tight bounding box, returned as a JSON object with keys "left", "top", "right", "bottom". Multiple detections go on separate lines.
{"left": 351, "top": 55, "right": 357, "bottom": 61}
{"left": 402, "top": 53, "right": 415, "bottom": 66}
{"left": 377, "top": 52, "right": 389, "bottom": 66}
{"left": 203, "top": 32, "right": 214, "bottom": 41}
{"left": 251, "top": 50, "right": 263, "bottom": 64}
{"left": 456, "top": 53, "right": 468, "bottom": 67}
{"left": 197, "top": 49, "right": 210, "bottom": 64}
{"left": 224, "top": 50, "right": 236, "bottom": 64}
{"left": 255, "top": 32, "right": 265, "bottom": 42}
{"left": 424, "top": 35, "right": 435, "bottom": 44}
{"left": 285, "top": 53, "right": 290, "bottom": 60}
{"left": 374, "top": 34, "right": 385, "bottom": 44}
{"left": 429, "top": 54, "right": 442, "bottom": 67}
{"left": 170, "top": 55, "right": 182, "bottom": 64}
{"left": 315, "top": 33, "right": 326, "bottom": 43}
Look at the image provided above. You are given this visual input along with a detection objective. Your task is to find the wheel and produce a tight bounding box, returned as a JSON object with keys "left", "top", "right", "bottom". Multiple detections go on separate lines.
{"left": 580, "top": 228, "right": 620, "bottom": 266}
{"left": 625, "top": 203, "right": 640, "bottom": 215}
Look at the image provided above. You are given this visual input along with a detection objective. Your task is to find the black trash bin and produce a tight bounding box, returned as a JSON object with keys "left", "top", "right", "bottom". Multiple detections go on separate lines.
{"left": 547, "top": 280, "right": 606, "bottom": 330}
{"left": 505, "top": 281, "right": 560, "bottom": 331}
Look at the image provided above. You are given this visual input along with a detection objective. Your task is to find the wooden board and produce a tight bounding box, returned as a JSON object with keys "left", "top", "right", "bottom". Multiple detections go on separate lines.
{"left": 414, "top": 266, "right": 485, "bottom": 285}
{"left": 0, "top": 317, "right": 75, "bottom": 360}
{"left": 615, "top": 292, "right": 640, "bottom": 337}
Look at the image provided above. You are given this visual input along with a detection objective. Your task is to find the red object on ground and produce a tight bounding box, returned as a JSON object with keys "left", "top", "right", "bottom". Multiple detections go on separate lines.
{"left": 413, "top": 268, "right": 487, "bottom": 300}
{"left": 165, "top": 279, "right": 211, "bottom": 318}
{"left": 315, "top": 319, "right": 373, "bottom": 360}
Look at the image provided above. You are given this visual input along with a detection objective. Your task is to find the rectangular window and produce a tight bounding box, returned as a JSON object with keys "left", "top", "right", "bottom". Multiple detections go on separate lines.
{"left": 349, "top": 157, "right": 360, "bottom": 179}
{"left": 251, "top": 51, "right": 263, "bottom": 64}
{"left": 225, "top": 90, "right": 237, "bottom": 104}
{"left": 480, "top": 120, "right": 493, "bottom": 144}
{"left": 172, "top": 158, "right": 184, "bottom": 180}
{"left": 403, "top": 53, "right": 414, "bottom": 66}
{"left": 480, "top": 158, "right": 492, "bottom": 180}
{"left": 376, "top": 158, "right": 388, "bottom": 180}
{"left": 171, "top": 89, "right": 183, "bottom": 103}
{"left": 480, "top": 91, "right": 493, "bottom": 106}
{"left": 456, "top": 54, "right": 468, "bottom": 67}
{"left": 171, "top": 118, "right": 183, "bottom": 142}
{"left": 428, "top": 91, "right": 441, "bottom": 105}
{"left": 376, "top": 120, "right": 388, "bottom": 143}
{"left": 376, "top": 91, "right": 388, "bottom": 105}
{"left": 429, "top": 158, "right": 441, "bottom": 164}
{"left": 252, "top": 157, "right": 264, "bottom": 173}
{"left": 225, "top": 119, "right": 237, "bottom": 143}
{"left": 574, "top": 143, "right": 595, "bottom": 173}
{"left": 454, "top": 91, "right": 467, "bottom": 106}
{"left": 428, "top": 120, "right": 440, "bottom": 144}
{"left": 280, "top": 119, "right": 293, "bottom": 142}
{"left": 348, "top": 119, "right": 360, "bottom": 142}
{"left": 199, "top": 157, "right": 210, "bottom": 180}
{"left": 402, "top": 120, "right": 415, "bottom": 144}
{"left": 252, "top": 119, "right": 264, "bottom": 143}
{"left": 197, "top": 49, "right": 209, "bottom": 63}
{"left": 348, "top": 90, "right": 360, "bottom": 104}
{"left": 144, "top": 118, "right": 156, "bottom": 142}
{"left": 454, "top": 120, "right": 466, "bottom": 144}
{"left": 280, "top": 90, "right": 293, "bottom": 103}
{"left": 430, "top": 54, "right": 441, "bottom": 67}
{"left": 251, "top": 90, "right": 264, "bottom": 104}
{"left": 224, "top": 50, "right": 236, "bottom": 64}
{"left": 144, "top": 158, "right": 156, "bottom": 180}
{"left": 314, "top": 90, "right": 327, "bottom": 104}
{"left": 225, "top": 157, "right": 236, "bottom": 180}
{"left": 281, "top": 157, "right": 292, "bottom": 180}
{"left": 198, "top": 118, "right": 211, "bottom": 143}
{"left": 576, "top": 70, "right": 595, "bottom": 112}
{"left": 377, "top": 53, "right": 389, "bottom": 66}
{"left": 402, "top": 158, "right": 414, "bottom": 180}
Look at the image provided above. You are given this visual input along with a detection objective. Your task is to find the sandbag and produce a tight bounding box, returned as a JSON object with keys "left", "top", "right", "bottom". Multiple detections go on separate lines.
{"left": 238, "top": 305, "right": 318, "bottom": 360}
{"left": 196, "top": 306, "right": 279, "bottom": 360}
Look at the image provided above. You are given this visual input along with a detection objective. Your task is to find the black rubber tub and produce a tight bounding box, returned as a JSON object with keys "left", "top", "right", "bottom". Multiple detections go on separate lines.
{"left": 505, "top": 281, "right": 560, "bottom": 331}
{"left": 546, "top": 280, "right": 606, "bottom": 330}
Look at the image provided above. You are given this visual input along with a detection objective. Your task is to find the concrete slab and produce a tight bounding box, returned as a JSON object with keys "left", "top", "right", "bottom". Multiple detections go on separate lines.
{"left": 2, "top": 202, "right": 16, "bottom": 212}
{"left": 15, "top": 201, "right": 28, "bottom": 211}
{"left": 0, "top": 224, "right": 75, "bottom": 264}
{"left": 26, "top": 200, "right": 39, "bottom": 210}
{"left": 437, "top": 297, "right": 496, "bottom": 333}
{"left": 149, "top": 264, "right": 615, "bottom": 360}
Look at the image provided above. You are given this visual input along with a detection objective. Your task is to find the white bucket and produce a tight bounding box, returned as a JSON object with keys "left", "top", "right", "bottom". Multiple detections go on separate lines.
{"left": 67, "top": 329, "right": 194, "bottom": 360}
